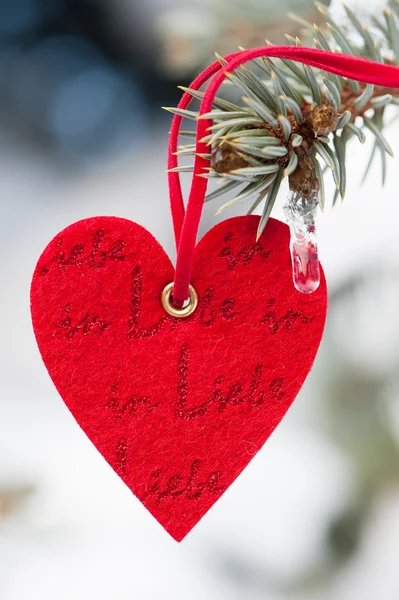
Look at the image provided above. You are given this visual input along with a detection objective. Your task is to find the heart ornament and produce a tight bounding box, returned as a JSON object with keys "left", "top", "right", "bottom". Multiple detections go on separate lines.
{"left": 31, "top": 215, "right": 327, "bottom": 540}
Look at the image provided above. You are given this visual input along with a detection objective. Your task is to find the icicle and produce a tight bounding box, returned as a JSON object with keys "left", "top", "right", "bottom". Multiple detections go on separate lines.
{"left": 283, "top": 192, "right": 320, "bottom": 294}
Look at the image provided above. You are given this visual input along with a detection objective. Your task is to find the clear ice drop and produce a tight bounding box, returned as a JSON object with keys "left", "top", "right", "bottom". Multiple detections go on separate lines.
{"left": 283, "top": 192, "right": 320, "bottom": 294}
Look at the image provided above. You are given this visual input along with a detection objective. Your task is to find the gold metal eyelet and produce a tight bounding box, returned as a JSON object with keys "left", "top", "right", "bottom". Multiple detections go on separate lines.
{"left": 161, "top": 282, "right": 198, "bottom": 318}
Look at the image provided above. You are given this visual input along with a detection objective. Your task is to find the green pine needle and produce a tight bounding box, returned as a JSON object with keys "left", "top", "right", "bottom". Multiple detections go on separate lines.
{"left": 256, "top": 170, "right": 284, "bottom": 240}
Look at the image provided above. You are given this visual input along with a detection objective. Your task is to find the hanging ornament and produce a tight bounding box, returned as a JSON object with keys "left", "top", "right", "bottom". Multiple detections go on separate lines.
{"left": 30, "top": 46, "right": 399, "bottom": 541}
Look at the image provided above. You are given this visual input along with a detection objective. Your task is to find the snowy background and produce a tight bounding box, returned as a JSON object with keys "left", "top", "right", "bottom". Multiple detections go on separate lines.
{"left": 1, "top": 0, "right": 399, "bottom": 598}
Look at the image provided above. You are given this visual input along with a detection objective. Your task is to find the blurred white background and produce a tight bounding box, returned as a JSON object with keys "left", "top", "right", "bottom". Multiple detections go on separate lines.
{"left": 1, "top": 0, "right": 399, "bottom": 598}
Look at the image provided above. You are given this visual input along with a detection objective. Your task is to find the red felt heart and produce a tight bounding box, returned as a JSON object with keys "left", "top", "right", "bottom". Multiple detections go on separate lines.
{"left": 31, "top": 215, "right": 327, "bottom": 541}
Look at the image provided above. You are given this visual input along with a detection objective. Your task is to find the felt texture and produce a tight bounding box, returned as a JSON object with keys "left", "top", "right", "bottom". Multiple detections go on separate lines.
{"left": 31, "top": 215, "right": 327, "bottom": 541}
{"left": 168, "top": 47, "right": 399, "bottom": 302}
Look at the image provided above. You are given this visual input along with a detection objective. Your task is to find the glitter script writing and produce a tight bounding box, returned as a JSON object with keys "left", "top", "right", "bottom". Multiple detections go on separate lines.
{"left": 37, "top": 229, "right": 126, "bottom": 275}
{"left": 142, "top": 459, "right": 225, "bottom": 503}
{"left": 218, "top": 232, "right": 274, "bottom": 269}
{"left": 127, "top": 267, "right": 239, "bottom": 339}
{"left": 175, "top": 344, "right": 285, "bottom": 419}
{"left": 105, "top": 384, "right": 160, "bottom": 420}
{"left": 56, "top": 303, "right": 110, "bottom": 339}
{"left": 261, "top": 298, "right": 314, "bottom": 333}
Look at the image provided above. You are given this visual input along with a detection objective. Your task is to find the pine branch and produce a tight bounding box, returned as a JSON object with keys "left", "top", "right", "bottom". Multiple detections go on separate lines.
{"left": 165, "top": 1, "right": 398, "bottom": 230}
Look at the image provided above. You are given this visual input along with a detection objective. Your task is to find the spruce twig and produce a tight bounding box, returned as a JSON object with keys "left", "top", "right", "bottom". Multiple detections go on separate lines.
{"left": 165, "top": 1, "right": 398, "bottom": 230}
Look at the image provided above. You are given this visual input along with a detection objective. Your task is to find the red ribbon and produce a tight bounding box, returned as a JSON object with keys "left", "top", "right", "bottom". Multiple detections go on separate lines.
{"left": 168, "top": 46, "right": 399, "bottom": 304}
